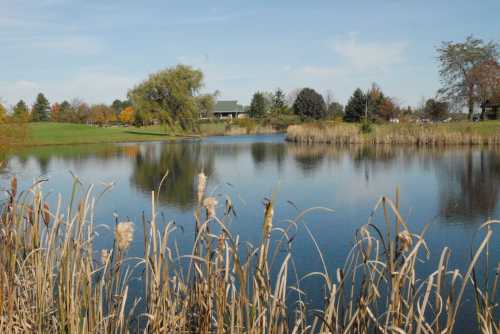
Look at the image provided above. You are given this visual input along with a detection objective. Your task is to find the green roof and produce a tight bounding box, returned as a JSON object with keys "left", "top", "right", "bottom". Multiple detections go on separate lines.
{"left": 214, "top": 100, "right": 244, "bottom": 113}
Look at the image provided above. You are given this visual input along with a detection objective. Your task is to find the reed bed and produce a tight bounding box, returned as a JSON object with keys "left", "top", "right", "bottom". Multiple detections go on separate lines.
{"left": 286, "top": 123, "right": 500, "bottom": 146}
{"left": 0, "top": 174, "right": 498, "bottom": 333}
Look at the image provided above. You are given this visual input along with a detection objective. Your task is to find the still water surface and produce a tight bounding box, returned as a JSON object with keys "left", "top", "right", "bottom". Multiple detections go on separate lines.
{"left": 1, "top": 134, "right": 499, "bottom": 330}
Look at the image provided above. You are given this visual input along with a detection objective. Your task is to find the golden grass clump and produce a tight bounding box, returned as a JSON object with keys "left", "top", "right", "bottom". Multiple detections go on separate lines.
{"left": 0, "top": 174, "right": 498, "bottom": 333}
{"left": 286, "top": 122, "right": 500, "bottom": 146}
{"left": 115, "top": 221, "right": 134, "bottom": 251}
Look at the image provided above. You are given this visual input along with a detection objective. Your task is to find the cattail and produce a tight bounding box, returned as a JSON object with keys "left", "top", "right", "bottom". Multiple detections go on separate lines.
{"left": 43, "top": 203, "right": 50, "bottom": 227}
{"left": 115, "top": 222, "right": 134, "bottom": 251}
{"left": 100, "top": 249, "right": 111, "bottom": 264}
{"left": 263, "top": 201, "right": 274, "bottom": 238}
{"left": 398, "top": 230, "right": 413, "bottom": 252}
{"left": 10, "top": 176, "right": 17, "bottom": 199}
{"left": 197, "top": 172, "right": 206, "bottom": 203}
{"left": 203, "top": 197, "right": 218, "bottom": 219}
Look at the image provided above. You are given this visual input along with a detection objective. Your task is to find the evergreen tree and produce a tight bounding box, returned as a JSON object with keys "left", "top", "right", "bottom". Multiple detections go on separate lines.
{"left": 249, "top": 92, "right": 267, "bottom": 118}
{"left": 32, "top": 93, "right": 50, "bottom": 121}
{"left": 292, "top": 88, "right": 326, "bottom": 120}
{"left": 344, "top": 88, "right": 366, "bottom": 122}
{"left": 13, "top": 100, "right": 30, "bottom": 121}
{"left": 270, "top": 88, "right": 288, "bottom": 116}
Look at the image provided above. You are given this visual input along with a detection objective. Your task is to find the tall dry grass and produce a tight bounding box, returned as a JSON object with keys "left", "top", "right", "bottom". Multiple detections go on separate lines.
{"left": 0, "top": 174, "right": 498, "bottom": 333}
{"left": 286, "top": 123, "right": 500, "bottom": 146}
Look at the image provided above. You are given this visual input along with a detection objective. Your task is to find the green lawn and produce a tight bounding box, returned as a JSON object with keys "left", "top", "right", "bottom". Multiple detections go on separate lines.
{"left": 27, "top": 122, "right": 180, "bottom": 146}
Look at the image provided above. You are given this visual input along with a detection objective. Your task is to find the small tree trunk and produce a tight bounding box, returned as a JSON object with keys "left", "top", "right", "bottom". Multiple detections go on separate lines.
{"left": 468, "top": 97, "right": 474, "bottom": 120}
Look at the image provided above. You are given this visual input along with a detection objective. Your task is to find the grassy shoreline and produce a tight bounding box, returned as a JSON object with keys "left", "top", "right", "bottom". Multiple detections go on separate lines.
{"left": 10, "top": 122, "right": 281, "bottom": 147}
{"left": 287, "top": 121, "right": 500, "bottom": 146}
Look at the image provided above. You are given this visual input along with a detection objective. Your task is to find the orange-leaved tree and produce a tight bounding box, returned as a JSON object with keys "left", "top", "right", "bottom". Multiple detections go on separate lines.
{"left": 119, "top": 106, "right": 135, "bottom": 125}
{"left": 51, "top": 103, "right": 61, "bottom": 122}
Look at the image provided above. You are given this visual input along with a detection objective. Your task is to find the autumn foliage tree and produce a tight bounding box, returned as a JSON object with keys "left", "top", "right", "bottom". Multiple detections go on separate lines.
{"left": 437, "top": 36, "right": 499, "bottom": 119}
{"left": 89, "top": 104, "right": 117, "bottom": 126}
{"left": 119, "top": 106, "right": 135, "bottom": 125}
{"left": 51, "top": 103, "right": 61, "bottom": 122}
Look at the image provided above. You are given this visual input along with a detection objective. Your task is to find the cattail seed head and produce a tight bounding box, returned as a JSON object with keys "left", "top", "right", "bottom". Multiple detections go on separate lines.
{"left": 263, "top": 201, "right": 274, "bottom": 237}
{"left": 115, "top": 222, "right": 134, "bottom": 251}
{"left": 203, "top": 197, "right": 218, "bottom": 219}
{"left": 197, "top": 172, "right": 206, "bottom": 203}
{"left": 100, "top": 249, "right": 111, "bottom": 264}
{"left": 11, "top": 176, "right": 17, "bottom": 199}
{"left": 398, "top": 230, "right": 413, "bottom": 252}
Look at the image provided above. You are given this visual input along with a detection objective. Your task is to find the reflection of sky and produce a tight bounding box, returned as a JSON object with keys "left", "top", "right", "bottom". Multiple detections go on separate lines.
{"left": 2, "top": 135, "right": 499, "bottom": 331}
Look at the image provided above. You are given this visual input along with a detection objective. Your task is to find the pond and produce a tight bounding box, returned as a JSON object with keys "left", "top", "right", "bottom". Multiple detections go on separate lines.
{"left": 1, "top": 134, "right": 499, "bottom": 331}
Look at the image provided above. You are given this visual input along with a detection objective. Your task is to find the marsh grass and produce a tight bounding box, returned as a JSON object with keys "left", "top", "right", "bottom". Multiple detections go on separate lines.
{"left": 286, "top": 122, "right": 500, "bottom": 146}
{"left": 0, "top": 174, "right": 498, "bottom": 333}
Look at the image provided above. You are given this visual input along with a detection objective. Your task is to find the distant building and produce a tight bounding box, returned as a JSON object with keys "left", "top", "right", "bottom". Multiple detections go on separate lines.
{"left": 213, "top": 100, "right": 247, "bottom": 119}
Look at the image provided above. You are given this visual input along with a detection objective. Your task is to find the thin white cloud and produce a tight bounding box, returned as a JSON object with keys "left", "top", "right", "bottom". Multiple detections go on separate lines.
{"left": 330, "top": 32, "right": 407, "bottom": 72}
{"left": 28, "top": 35, "right": 103, "bottom": 55}
{"left": 0, "top": 71, "right": 136, "bottom": 106}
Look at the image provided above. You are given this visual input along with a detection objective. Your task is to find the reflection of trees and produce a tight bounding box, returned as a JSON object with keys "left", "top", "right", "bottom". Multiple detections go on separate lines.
{"left": 437, "top": 149, "right": 500, "bottom": 218}
{"left": 251, "top": 143, "right": 286, "bottom": 170}
{"left": 131, "top": 143, "right": 214, "bottom": 211}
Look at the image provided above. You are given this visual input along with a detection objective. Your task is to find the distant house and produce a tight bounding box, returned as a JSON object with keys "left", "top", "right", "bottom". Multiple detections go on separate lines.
{"left": 213, "top": 100, "right": 247, "bottom": 119}
{"left": 481, "top": 94, "right": 500, "bottom": 120}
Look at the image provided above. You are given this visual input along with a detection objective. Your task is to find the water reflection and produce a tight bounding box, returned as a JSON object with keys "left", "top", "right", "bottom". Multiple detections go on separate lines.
{"left": 131, "top": 143, "right": 214, "bottom": 211}
{"left": 436, "top": 150, "right": 500, "bottom": 218}
{"left": 3, "top": 139, "right": 500, "bottom": 220}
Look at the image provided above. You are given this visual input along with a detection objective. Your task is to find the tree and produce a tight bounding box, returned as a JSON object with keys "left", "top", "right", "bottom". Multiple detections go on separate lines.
{"left": 51, "top": 103, "right": 61, "bottom": 122}
{"left": 327, "top": 102, "right": 344, "bottom": 119}
{"left": 128, "top": 64, "right": 205, "bottom": 130}
{"left": 249, "top": 92, "right": 267, "bottom": 118}
{"left": 196, "top": 94, "right": 216, "bottom": 119}
{"left": 436, "top": 36, "right": 499, "bottom": 119}
{"left": 89, "top": 104, "right": 116, "bottom": 126}
{"left": 32, "top": 93, "right": 50, "bottom": 121}
{"left": 367, "top": 83, "right": 386, "bottom": 119}
{"left": 292, "top": 88, "right": 326, "bottom": 120}
{"left": 425, "top": 98, "right": 449, "bottom": 121}
{"left": 13, "top": 100, "right": 30, "bottom": 121}
{"left": 73, "top": 99, "right": 91, "bottom": 123}
{"left": 0, "top": 103, "right": 7, "bottom": 123}
{"left": 469, "top": 59, "right": 500, "bottom": 118}
{"left": 111, "top": 99, "right": 132, "bottom": 117}
{"left": 270, "top": 88, "right": 288, "bottom": 116}
{"left": 344, "top": 88, "right": 366, "bottom": 122}
{"left": 119, "top": 106, "right": 135, "bottom": 124}
{"left": 59, "top": 100, "right": 74, "bottom": 122}
{"left": 378, "top": 98, "right": 398, "bottom": 121}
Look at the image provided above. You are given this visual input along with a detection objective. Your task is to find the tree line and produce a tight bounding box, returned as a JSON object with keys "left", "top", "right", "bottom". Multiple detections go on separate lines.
{"left": 1, "top": 35, "right": 498, "bottom": 130}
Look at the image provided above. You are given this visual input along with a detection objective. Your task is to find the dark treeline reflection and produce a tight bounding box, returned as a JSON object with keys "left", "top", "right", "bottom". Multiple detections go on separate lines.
{"left": 4, "top": 139, "right": 500, "bottom": 219}
{"left": 285, "top": 144, "right": 500, "bottom": 219}
{"left": 436, "top": 150, "right": 500, "bottom": 218}
{"left": 131, "top": 143, "right": 215, "bottom": 211}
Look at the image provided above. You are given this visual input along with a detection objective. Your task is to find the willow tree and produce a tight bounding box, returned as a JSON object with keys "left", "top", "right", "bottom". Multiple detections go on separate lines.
{"left": 128, "top": 65, "right": 213, "bottom": 130}
{"left": 436, "top": 36, "right": 499, "bottom": 119}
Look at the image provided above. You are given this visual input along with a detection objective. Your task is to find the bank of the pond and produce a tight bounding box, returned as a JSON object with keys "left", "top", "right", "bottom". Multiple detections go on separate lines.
{"left": 17, "top": 122, "right": 281, "bottom": 147}
{"left": 286, "top": 121, "right": 500, "bottom": 145}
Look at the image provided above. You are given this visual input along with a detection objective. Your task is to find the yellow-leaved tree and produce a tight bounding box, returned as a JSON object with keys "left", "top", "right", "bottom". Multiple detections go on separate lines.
{"left": 119, "top": 106, "right": 135, "bottom": 125}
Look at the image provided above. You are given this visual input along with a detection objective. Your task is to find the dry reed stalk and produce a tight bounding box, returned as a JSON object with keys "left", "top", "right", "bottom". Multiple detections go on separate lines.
{"left": 0, "top": 174, "right": 498, "bottom": 333}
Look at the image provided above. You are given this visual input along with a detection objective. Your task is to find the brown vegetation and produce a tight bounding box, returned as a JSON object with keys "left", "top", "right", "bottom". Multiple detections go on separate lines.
{"left": 0, "top": 175, "right": 498, "bottom": 333}
{"left": 286, "top": 122, "right": 500, "bottom": 146}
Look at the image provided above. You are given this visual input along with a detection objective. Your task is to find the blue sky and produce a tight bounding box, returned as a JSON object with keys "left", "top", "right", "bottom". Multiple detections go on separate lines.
{"left": 1, "top": 0, "right": 499, "bottom": 107}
